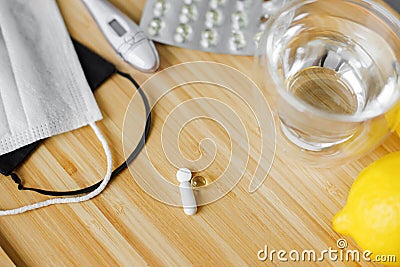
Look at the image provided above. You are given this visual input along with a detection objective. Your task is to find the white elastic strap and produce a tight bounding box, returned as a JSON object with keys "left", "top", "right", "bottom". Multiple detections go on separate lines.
{"left": 0, "top": 123, "right": 112, "bottom": 216}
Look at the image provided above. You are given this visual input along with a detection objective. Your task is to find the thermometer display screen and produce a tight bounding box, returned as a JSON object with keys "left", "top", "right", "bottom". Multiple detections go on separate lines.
{"left": 109, "top": 19, "right": 127, "bottom": 37}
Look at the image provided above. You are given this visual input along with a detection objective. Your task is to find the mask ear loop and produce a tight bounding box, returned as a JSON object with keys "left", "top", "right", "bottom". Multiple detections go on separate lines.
{"left": 0, "top": 123, "right": 112, "bottom": 216}
{"left": 1, "top": 70, "right": 150, "bottom": 215}
{"left": 7, "top": 70, "right": 151, "bottom": 197}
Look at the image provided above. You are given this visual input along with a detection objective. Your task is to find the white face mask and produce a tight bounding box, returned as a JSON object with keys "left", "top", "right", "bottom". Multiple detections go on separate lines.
{"left": 0, "top": 0, "right": 102, "bottom": 154}
{"left": 0, "top": 0, "right": 112, "bottom": 215}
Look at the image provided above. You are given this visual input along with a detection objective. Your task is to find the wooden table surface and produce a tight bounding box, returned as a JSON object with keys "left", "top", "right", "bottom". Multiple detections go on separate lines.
{"left": 0, "top": 247, "right": 15, "bottom": 267}
{"left": 0, "top": 0, "right": 399, "bottom": 266}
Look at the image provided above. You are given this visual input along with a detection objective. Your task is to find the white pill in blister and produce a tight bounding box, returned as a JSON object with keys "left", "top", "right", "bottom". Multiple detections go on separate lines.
{"left": 174, "top": 24, "right": 193, "bottom": 43}
{"left": 201, "top": 28, "right": 218, "bottom": 47}
{"left": 209, "top": 0, "right": 227, "bottom": 9}
{"left": 147, "top": 18, "right": 163, "bottom": 36}
{"left": 230, "top": 31, "right": 246, "bottom": 50}
{"left": 231, "top": 10, "right": 248, "bottom": 30}
{"left": 237, "top": 0, "right": 253, "bottom": 10}
{"left": 153, "top": 0, "right": 169, "bottom": 17}
{"left": 179, "top": 4, "right": 198, "bottom": 23}
{"left": 177, "top": 168, "right": 197, "bottom": 216}
{"left": 205, "top": 9, "right": 223, "bottom": 28}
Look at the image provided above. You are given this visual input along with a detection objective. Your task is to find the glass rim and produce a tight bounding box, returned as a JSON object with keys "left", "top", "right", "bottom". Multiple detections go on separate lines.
{"left": 265, "top": 0, "right": 400, "bottom": 122}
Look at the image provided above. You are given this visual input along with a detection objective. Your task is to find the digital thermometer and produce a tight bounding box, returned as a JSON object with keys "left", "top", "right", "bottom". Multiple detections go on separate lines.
{"left": 82, "top": 0, "right": 160, "bottom": 72}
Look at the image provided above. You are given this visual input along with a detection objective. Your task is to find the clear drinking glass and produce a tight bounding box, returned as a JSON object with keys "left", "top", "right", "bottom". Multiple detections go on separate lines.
{"left": 256, "top": 0, "right": 400, "bottom": 166}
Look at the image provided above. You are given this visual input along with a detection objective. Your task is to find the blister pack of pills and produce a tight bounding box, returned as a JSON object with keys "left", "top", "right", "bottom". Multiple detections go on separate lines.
{"left": 140, "top": 0, "right": 287, "bottom": 56}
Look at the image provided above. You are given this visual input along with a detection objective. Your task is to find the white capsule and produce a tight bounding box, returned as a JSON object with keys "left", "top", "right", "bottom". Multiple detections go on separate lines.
{"left": 177, "top": 168, "right": 197, "bottom": 216}
{"left": 176, "top": 168, "right": 192, "bottom": 183}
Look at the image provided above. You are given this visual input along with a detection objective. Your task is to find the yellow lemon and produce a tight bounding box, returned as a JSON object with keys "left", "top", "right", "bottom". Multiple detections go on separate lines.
{"left": 332, "top": 152, "right": 400, "bottom": 266}
{"left": 386, "top": 101, "right": 400, "bottom": 136}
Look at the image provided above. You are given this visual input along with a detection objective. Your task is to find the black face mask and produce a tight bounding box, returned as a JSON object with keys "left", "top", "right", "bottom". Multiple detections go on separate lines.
{"left": 0, "top": 39, "right": 151, "bottom": 197}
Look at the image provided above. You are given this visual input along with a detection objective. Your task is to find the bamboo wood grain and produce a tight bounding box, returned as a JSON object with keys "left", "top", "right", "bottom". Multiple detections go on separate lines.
{"left": 0, "top": 0, "right": 398, "bottom": 266}
{"left": 0, "top": 247, "right": 15, "bottom": 267}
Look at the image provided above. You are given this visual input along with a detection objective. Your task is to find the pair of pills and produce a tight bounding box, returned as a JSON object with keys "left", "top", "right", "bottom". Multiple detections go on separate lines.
{"left": 176, "top": 168, "right": 207, "bottom": 216}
